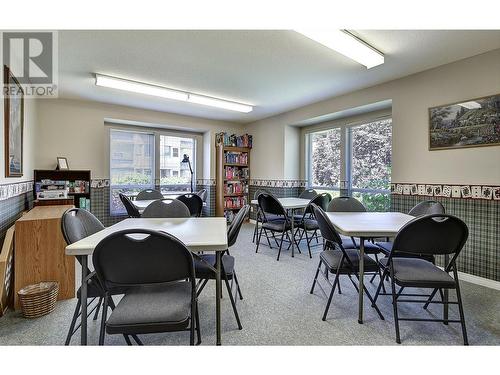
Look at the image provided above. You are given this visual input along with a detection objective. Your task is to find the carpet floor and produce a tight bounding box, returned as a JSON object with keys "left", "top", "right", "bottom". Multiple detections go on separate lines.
{"left": 0, "top": 223, "right": 499, "bottom": 345}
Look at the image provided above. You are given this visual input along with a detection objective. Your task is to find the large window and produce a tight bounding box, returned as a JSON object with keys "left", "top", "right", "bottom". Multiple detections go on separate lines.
{"left": 307, "top": 118, "right": 392, "bottom": 211}
{"left": 110, "top": 129, "right": 155, "bottom": 215}
{"left": 110, "top": 129, "right": 197, "bottom": 215}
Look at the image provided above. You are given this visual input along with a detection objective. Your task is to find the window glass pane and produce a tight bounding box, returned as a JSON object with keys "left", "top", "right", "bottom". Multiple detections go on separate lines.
{"left": 350, "top": 119, "right": 392, "bottom": 191}
{"left": 159, "top": 135, "right": 195, "bottom": 194}
{"left": 110, "top": 129, "right": 155, "bottom": 215}
{"left": 352, "top": 191, "right": 391, "bottom": 212}
{"left": 310, "top": 128, "right": 342, "bottom": 188}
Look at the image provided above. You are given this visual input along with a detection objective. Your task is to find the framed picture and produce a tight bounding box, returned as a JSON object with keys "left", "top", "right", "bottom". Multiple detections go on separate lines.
{"left": 3, "top": 65, "right": 24, "bottom": 177}
{"left": 57, "top": 157, "right": 69, "bottom": 170}
{"left": 429, "top": 93, "right": 500, "bottom": 150}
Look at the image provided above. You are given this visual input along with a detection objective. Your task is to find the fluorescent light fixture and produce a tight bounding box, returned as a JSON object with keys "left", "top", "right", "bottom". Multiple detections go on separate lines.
{"left": 296, "top": 29, "right": 384, "bottom": 69}
{"left": 187, "top": 94, "right": 252, "bottom": 113}
{"left": 458, "top": 101, "right": 481, "bottom": 110}
{"left": 95, "top": 74, "right": 253, "bottom": 113}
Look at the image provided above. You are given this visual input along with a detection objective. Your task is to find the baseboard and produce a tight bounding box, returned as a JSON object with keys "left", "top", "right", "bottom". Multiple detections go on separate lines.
{"left": 456, "top": 271, "right": 500, "bottom": 291}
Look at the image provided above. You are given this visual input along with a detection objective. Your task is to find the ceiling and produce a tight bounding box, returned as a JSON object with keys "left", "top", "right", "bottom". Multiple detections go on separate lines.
{"left": 58, "top": 30, "right": 500, "bottom": 124}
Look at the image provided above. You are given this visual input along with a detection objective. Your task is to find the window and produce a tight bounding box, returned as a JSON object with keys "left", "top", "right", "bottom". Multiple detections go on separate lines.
{"left": 110, "top": 129, "right": 197, "bottom": 216}
{"left": 110, "top": 129, "right": 155, "bottom": 215}
{"left": 307, "top": 118, "right": 392, "bottom": 211}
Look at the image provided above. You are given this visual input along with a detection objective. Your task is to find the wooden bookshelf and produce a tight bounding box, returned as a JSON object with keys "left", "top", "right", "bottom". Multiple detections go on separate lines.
{"left": 215, "top": 144, "right": 251, "bottom": 222}
{"left": 33, "top": 169, "right": 91, "bottom": 209}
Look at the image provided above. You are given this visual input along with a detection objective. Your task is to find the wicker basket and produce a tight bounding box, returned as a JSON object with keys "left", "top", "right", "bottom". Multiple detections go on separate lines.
{"left": 18, "top": 282, "right": 59, "bottom": 318}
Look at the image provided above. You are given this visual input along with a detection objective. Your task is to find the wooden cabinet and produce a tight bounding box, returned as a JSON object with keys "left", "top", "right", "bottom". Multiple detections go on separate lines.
{"left": 14, "top": 205, "right": 75, "bottom": 309}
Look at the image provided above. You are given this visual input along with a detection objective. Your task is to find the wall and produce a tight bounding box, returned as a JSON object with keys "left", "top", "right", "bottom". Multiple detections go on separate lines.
{"left": 247, "top": 48, "right": 500, "bottom": 184}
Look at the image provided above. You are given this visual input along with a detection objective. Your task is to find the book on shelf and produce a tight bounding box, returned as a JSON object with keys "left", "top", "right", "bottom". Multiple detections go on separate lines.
{"left": 224, "top": 151, "right": 248, "bottom": 165}
{"left": 215, "top": 132, "right": 253, "bottom": 148}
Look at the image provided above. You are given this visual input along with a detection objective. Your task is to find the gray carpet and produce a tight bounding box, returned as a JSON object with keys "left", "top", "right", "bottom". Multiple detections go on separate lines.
{"left": 0, "top": 223, "right": 499, "bottom": 345}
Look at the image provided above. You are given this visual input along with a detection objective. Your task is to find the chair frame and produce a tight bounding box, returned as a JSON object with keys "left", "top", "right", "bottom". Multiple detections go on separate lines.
{"left": 372, "top": 214, "right": 469, "bottom": 345}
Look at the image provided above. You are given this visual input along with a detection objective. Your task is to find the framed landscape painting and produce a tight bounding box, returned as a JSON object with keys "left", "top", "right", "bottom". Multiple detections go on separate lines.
{"left": 3, "top": 65, "right": 24, "bottom": 177}
{"left": 429, "top": 94, "right": 500, "bottom": 150}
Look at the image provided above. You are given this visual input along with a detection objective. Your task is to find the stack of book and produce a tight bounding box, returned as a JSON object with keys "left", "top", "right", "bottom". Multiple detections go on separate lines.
{"left": 215, "top": 132, "right": 253, "bottom": 148}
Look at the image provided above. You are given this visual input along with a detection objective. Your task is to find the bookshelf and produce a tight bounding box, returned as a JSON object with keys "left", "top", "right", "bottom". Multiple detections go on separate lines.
{"left": 33, "top": 169, "right": 91, "bottom": 209}
{"left": 215, "top": 135, "right": 252, "bottom": 223}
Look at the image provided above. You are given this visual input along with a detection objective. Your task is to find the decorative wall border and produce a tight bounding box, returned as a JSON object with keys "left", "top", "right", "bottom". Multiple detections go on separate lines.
{"left": 391, "top": 182, "right": 500, "bottom": 201}
{"left": 90, "top": 178, "right": 217, "bottom": 189}
{"left": 250, "top": 179, "right": 307, "bottom": 188}
{"left": 196, "top": 179, "right": 216, "bottom": 186}
{"left": 0, "top": 181, "right": 33, "bottom": 201}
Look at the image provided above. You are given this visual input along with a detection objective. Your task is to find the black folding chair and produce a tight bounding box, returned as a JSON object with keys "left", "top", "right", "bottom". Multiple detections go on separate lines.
{"left": 255, "top": 193, "right": 297, "bottom": 261}
{"left": 373, "top": 214, "right": 469, "bottom": 345}
{"left": 142, "top": 198, "right": 190, "bottom": 218}
{"left": 93, "top": 229, "right": 201, "bottom": 345}
{"left": 119, "top": 193, "right": 141, "bottom": 218}
{"left": 309, "top": 204, "right": 384, "bottom": 321}
{"left": 177, "top": 193, "right": 203, "bottom": 217}
{"left": 136, "top": 189, "right": 163, "bottom": 201}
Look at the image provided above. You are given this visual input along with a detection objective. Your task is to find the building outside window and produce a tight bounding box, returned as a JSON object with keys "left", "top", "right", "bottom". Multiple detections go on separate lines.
{"left": 307, "top": 118, "right": 392, "bottom": 211}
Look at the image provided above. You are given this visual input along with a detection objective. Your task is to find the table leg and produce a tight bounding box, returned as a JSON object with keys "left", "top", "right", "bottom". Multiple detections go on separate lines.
{"left": 291, "top": 208, "right": 295, "bottom": 257}
{"left": 79, "top": 255, "right": 88, "bottom": 345}
{"left": 358, "top": 237, "right": 365, "bottom": 324}
{"left": 215, "top": 251, "right": 222, "bottom": 345}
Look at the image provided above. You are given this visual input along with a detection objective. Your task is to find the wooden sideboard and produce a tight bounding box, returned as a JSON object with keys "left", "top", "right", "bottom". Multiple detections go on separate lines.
{"left": 14, "top": 205, "right": 75, "bottom": 309}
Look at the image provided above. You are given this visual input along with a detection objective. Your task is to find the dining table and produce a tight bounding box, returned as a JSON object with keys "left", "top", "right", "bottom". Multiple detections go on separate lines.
{"left": 250, "top": 197, "right": 311, "bottom": 256}
{"left": 65, "top": 217, "right": 228, "bottom": 345}
{"left": 324, "top": 211, "right": 415, "bottom": 324}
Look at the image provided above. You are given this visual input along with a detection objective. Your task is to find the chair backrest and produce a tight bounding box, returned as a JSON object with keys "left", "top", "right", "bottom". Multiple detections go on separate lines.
{"left": 392, "top": 214, "right": 468, "bottom": 259}
{"left": 93, "top": 229, "right": 195, "bottom": 293}
{"left": 136, "top": 189, "right": 164, "bottom": 201}
{"left": 227, "top": 205, "right": 250, "bottom": 247}
{"left": 310, "top": 204, "right": 342, "bottom": 247}
{"left": 195, "top": 189, "right": 208, "bottom": 202}
{"left": 327, "top": 196, "right": 366, "bottom": 212}
{"left": 253, "top": 189, "right": 269, "bottom": 200}
{"left": 142, "top": 198, "right": 190, "bottom": 218}
{"left": 119, "top": 193, "right": 141, "bottom": 218}
{"left": 299, "top": 188, "right": 318, "bottom": 200}
{"left": 257, "top": 193, "right": 287, "bottom": 219}
{"left": 306, "top": 192, "right": 331, "bottom": 213}
{"left": 61, "top": 208, "right": 104, "bottom": 268}
{"left": 176, "top": 194, "right": 203, "bottom": 217}
{"left": 408, "top": 200, "right": 445, "bottom": 217}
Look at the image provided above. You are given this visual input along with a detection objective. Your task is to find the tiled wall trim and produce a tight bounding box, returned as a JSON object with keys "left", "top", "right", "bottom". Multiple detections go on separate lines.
{"left": 0, "top": 181, "right": 33, "bottom": 201}
{"left": 89, "top": 178, "right": 217, "bottom": 189}
{"left": 391, "top": 182, "right": 500, "bottom": 201}
{"left": 250, "top": 179, "right": 307, "bottom": 188}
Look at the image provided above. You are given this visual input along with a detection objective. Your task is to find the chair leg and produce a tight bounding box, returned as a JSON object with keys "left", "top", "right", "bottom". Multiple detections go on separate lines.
{"left": 233, "top": 272, "right": 243, "bottom": 300}
{"left": 131, "top": 334, "right": 143, "bottom": 345}
{"left": 93, "top": 297, "right": 103, "bottom": 321}
{"left": 389, "top": 268, "right": 401, "bottom": 344}
{"left": 277, "top": 231, "right": 285, "bottom": 261}
{"left": 123, "top": 335, "right": 132, "bottom": 345}
{"left": 99, "top": 295, "right": 109, "bottom": 346}
{"left": 353, "top": 273, "right": 384, "bottom": 320}
{"left": 322, "top": 270, "right": 341, "bottom": 321}
{"left": 195, "top": 301, "right": 201, "bottom": 345}
{"left": 264, "top": 229, "right": 273, "bottom": 248}
{"left": 255, "top": 226, "right": 264, "bottom": 253}
{"left": 453, "top": 267, "right": 468, "bottom": 345}
{"left": 310, "top": 259, "right": 322, "bottom": 294}
{"left": 373, "top": 269, "right": 389, "bottom": 306}
{"left": 224, "top": 275, "right": 242, "bottom": 330}
{"left": 304, "top": 229, "right": 312, "bottom": 258}
{"left": 423, "top": 288, "right": 439, "bottom": 310}
{"left": 65, "top": 298, "right": 81, "bottom": 345}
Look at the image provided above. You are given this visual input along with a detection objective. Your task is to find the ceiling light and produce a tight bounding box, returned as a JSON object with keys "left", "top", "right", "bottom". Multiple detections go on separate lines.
{"left": 187, "top": 94, "right": 252, "bottom": 113}
{"left": 295, "top": 29, "right": 384, "bottom": 69}
{"left": 458, "top": 101, "right": 481, "bottom": 110}
{"left": 95, "top": 74, "right": 253, "bottom": 113}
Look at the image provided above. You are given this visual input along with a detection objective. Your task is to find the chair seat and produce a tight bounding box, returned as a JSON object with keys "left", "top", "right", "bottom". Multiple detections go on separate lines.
{"left": 320, "top": 249, "right": 379, "bottom": 274}
{"left": 350, "top": 238, "right": 383, "bottom": 254}
{"left": 262, "top": 213, "right": 283, "bottom": 222}
{"left": 376, "top": 241, "right": 393, "bottom": 255}
{"left": 379, "top": 257, "right": 456, "bottom": 288}
{"left": 106, "top": 282, "right": 192, "bottom": 335}
{"left": 297, "top": 218, "right": 319, "bottom": 231}
{"left": 194, "top": 254, "right": 235, "bottom": 279}
{"left": 262, "top": 219, "right": 291, "bottom": 231}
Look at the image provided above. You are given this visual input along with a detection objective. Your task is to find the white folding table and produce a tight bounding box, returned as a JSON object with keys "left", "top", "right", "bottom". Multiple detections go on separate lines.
{"left": 325, "top": 212, "right": 414, "bottom": 323}
{"left": 250, "top": 197, "right": 311, "bottom": 256}
{"left": 65, "top": 217, "right": 228, "bottom": 345}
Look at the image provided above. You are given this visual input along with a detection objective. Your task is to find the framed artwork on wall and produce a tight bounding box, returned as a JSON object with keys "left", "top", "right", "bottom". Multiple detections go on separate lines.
{"left": 429, "top": 93, "right": 500, "bottom": 150}
{"left": 3, "top": 65, "right": 24, "bottom": 177}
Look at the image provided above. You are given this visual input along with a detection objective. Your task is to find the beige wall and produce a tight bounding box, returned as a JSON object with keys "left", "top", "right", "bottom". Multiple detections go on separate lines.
{"left": 0, "top": 97, "right": 38, "bottom": 184}
{"left": 36, "top": 98, "right": 242, "bottom": 179}
{"left": 246, "top": 48, "right": 500, "bottom": 185}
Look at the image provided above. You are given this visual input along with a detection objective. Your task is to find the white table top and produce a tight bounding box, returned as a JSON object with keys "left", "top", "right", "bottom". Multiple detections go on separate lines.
{"left": 325, "top": 212, "right": 414, "bottom": 237}
{"left": 250, "top": 197, "right": 311, "bottom": 209}
{"left": 133, "top": 198, "right": 206, "bottom": 212}
{"left": 65, "top": 217, "right": 228, "bottom": 256}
